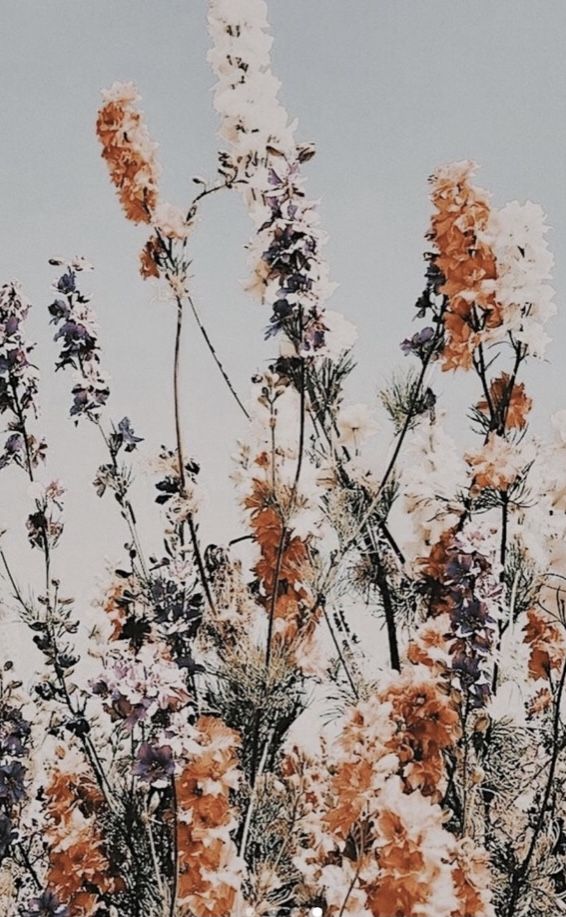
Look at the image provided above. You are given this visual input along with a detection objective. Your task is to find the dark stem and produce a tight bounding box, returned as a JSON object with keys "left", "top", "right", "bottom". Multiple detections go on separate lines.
{"left": 186, "top": 292, "right": 250, "bottom": 420}
{"left": 169, "top": 776, "right": 179, "bottom": 917}
{"left": 506, "top": 659, "right": 566, "bottom": 916}
{"left": 492, "top": 494, "right": 509, "bottom": 693}
{"left": 172, "top": 295, "right": 216, "bottom": 616}
{"left": 321, "top": 601, "right": 359, "bottom": 699}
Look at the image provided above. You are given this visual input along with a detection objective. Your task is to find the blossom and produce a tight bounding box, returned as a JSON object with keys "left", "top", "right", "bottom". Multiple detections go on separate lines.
{"left": 476, "top": 372, "right": 532, "bottom": 431}
{"left": 90, "top": 642, "right": 191, "bottom": 730}
{"left": 133, "top": 743, "right": 175, "bottom": 787}
{"left": 481, "top": 200, "right": 556, "bottom": 358}
{"left": 21, "top": 891, "right": 69, "bottom": 917}
{"left": 523, "top": 607, "right": 565, "bottom": 681}
{"left": 368, "top": 776, "right": 459, "bottom": 917}
{"left": 96, "top": 82, "right": 160, "bottom": 223}
{"left": 44, "top": 753, "right": 122, "bottom": 915}
{"left": 466, "top": 433, "right": 524, "bottom": 493}
{"left": 0, "top": 281, "right": 45, "bottom": 472}
{"left": 176, "top": 716, "right": 243, "bottom": 917}
{"left": 419, "top": 527, "right": 501, "bottom": 707}
{"left": 336, "top": 403, "right": 379, "bottom": 448}
{"left": 208, "top": 0, "right": 348, "bottom": 355}
{"left": 402, "top": 417, "right": 467, "bottom": 556}
{"left": 153, "top": 201, "right": 191, "bottom": 240}
{"left": 380, "top": 665, "right": 460, "bottom": 798}
{"left": 48, "top": 261, "right": 110, "bottom": 422}
{"left": 428, "top": 160, "right": 499, "bottom": 372}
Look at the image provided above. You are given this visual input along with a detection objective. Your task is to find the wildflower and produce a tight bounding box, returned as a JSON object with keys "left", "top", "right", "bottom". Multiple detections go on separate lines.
{"left": 0, "top": 760, "right": 26, "bottom": 805}
{"left": 96, "top": 81, "right": 160, "bottom": 223}
{"left": 0, "top": 281, "right": 45, "bottom": 472}
{"left": 134, "top": 743, "right": 175, "bottom": 787}
{"left": 21, "top": 890, "right": 69, "bottom": 917}
{"left": 476, "top": 372, "right": 532, "bottom": 431}
{"left": 428, "top": 161, "right": 499, "bottom": 372}
{"left": 481, "top": 199, "right": 555, "bottom": 358}
{"left": 336, "top": 403, "right": 379, "bottom": 448}
{"left": 153, "top": 201, "right": 191, "bottom": 240}
{"left": 523, "top": 607, "right": 565, "bottom": 681}
{"left": 90, "top": 642, "right": 191, "bottom": 730}
{"left": 466, "top": 433, "right": 524, "bottom": 493}
{"left": 177, "top": 716, "right": 242, "bottom": 917}
{"left": 48, "top": 261, "right": 110, "bottom": 422}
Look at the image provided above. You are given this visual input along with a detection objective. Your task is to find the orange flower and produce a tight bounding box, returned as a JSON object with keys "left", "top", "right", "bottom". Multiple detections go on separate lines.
{"left": 96, "top": 82, "right": 160, "bottom": 224}
{"left": 139, "top": 235, "right": 162, "bottom": 279}
{"left": 176, "top": 716, "right": 241, "bottom": 917}
{"left": 245, "top": 476, "right": 318, "bottom": 645}
{"left": 523, "top": 608, "right": 565, "bottom": 681}
{"left": 466, "top": 433, "right": 522, "bottom": 493}
{"left": 476, "top": 373, "right": 532, "bottom": 431}
{"left": 45, "top": 760, "right": 122, "bottom": 916}
{"left": 381, "top": 672, "right": 460, "bottom": 798}
{"left": 429, "top": 161, "right": 501, "bottom": 372}
{"left": 451, "top": 839, "right": 494, "bottom": 917}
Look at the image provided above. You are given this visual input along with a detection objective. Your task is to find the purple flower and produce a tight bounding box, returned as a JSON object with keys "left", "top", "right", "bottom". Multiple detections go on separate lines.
{"left": 21, "top": 890, "right": 69, "bottom": 917}
{"left": 48, "top": 261, "right": 110, "bottom": 422}
{"left": 401, "top": 326, "right": 437, "bottom": 359}
{"left": 115, "top": 416, "right": 143, "bottom": 453}
{"left": 134, "top": 743, "right": 175, "bottom": 787}
{"left": 0, "top": 705, "right": 31, "bottom": 757}
{"left": 0, "top": 760, "right": 26, "bottom": 804}
{"left": 0, "top": 813, "right": 14, "bottom": 857}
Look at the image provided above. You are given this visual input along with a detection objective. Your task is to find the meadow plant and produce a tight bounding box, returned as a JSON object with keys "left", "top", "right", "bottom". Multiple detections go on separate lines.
{"left": 0, "top": 2, "right": 565, "bottom": 916}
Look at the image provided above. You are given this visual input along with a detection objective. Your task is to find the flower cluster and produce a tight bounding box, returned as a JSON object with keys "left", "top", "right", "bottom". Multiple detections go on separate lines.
{"left": 91, "top": 642, "right": 191, "bottom": 731}
{"left": 47, "top": 258, "right": 109, "bottom": 423}
{"left": 95, "top": 81, "right": 160, "bottom": 224}
{"left": 0, "top": 4, "right": 564, "bottom": 917}
{"left": 481, "top": 200, "right": 556, "bottom": 358}
{"left": 43, "top": 751, "right": 122, "bottom": 916}
{"left": 208, "top": 0, "right": 344, "bottom": 356}
{"left": 176, "top": 716, "right": 242, "bottom": 917}
{"left": 0, "top": 281, "right": 45, "bottom": 472}
{"left": 419, "top": 528, "right": 501, "bottom": 707}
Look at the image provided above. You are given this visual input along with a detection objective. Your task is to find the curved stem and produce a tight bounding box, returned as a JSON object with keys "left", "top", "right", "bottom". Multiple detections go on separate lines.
{"left": 506, "top": 659, "right": 566, "bottom": 916}
{"left": 172, "top": 296, "right": 216, "bottom": 617}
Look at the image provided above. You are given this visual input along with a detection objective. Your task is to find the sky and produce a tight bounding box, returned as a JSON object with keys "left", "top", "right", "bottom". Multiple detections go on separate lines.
{"left": 1, "top": 0, "right": 566, "bottom": 662}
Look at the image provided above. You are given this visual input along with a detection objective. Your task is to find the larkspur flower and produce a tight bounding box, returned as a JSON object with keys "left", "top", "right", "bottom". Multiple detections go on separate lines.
{"left": 96, "top": 82, "right": 161, "bottom": 223}
{"left": 134, "top": 743, "right": 175, "bottom": 787}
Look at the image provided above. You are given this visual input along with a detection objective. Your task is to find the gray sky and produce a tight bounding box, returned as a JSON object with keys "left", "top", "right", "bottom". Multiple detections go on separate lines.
{"left": 1, "top": 0, "right": 566, "bottom": 657}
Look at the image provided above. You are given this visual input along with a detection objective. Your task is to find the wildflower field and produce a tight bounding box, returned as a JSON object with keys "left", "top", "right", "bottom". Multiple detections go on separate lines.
{"left": 0, "top": 2, "right": 565, "bottom": 916}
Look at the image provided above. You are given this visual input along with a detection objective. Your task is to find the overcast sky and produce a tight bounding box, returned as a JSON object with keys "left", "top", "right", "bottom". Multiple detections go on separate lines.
{"left": 1, "top": 0, "right": 565, "bottom": 660}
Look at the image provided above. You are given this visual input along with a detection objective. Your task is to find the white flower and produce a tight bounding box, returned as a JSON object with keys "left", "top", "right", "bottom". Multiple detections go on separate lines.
{"left": 322, "top": 309, "right": 358, "bottom": 358}
{"left": 337, "top": 403, "right": 378, "bottom": 447}
{"left": 153, "top": 202, "right": 190, "bottom": 239}
{"left": 482, "top": 200, "right": 556, "bottom": 358}
{"left": 100, "top": 81, "right": 140, "bottom": 104}
{"left": 551, "top": 409, "right": 566, "bottom": 443}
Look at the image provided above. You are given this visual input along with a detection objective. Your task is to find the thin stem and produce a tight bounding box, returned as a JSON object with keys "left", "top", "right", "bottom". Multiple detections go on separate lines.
{"left": 95, "top": 420, "right": 149, "bottom": 580}
{"left": 506, "top": 659, "right": 566, "bottom": 917}
{"left": 172, "top": 295, "right": 216, "bottom": 617}
{"left": 492, "top": 494, "right": 509, "bottom": 693}
{"left": 239, "top": 729, "right": 273, "bottom": 859}
{"left": 265, "top": 528, "right": 287, "bottom": 674}
{"left": 9, "top": 377, "right": 34, "bottom": 482}
{"left": 169, "top": 776, "right": 179, "bottom": 917}
{"left": 378, "top": 346, "right": 434, "bottom": 496}
{"left": 321, "top": 602, "right": 359, "bottom": 699}
{"left": 186, "top": 291, "right": 249, "bottom": 420}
